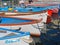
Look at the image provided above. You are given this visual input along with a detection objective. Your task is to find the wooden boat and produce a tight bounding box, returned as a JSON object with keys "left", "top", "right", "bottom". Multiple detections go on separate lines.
{"left": 0, "top": 16, "right": 43, "bottom": 36}
{"left": 0, "top": 29, "right": 31, "bottom": 45}
{"left": 0, "top": 6, "right": 57, "bottom": 37}
{"left": 0, "top": 6, "right": 57, "bottom": 16}
{"left": 0, "top": 32, "right": 33, "bottom": 45}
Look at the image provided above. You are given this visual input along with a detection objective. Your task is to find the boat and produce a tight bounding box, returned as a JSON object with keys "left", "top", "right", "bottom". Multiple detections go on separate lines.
{"left": 0, "top": 16, "right": 43, "bottom": 36}
{"left": 0, "top": 6, "right": 58, "bottom": 37}
{"left": 0, "top": 6, "right": 58, "bottom": 22}
{"left": 0, "top": 28, "right": 31, "bottom": 45}
{"left": 0, "top": 6, "right": 55, "bottom": 37}
{"left": 0, "top": 6, "right": 58, "bottom": 15}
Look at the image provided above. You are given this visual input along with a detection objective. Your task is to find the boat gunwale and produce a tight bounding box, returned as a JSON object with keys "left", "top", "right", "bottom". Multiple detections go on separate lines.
{"left": 0, "top": 10, "right": 47, "bottom": 16}
{"left": 0, "top": 16, "right": 43, "bottom": 26}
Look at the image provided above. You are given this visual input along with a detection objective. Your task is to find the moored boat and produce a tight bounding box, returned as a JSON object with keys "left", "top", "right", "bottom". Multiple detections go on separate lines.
{"left": 0, "top": 16, "right": 43, "bottom": 36}
{"left": 0, "top": 6, "right": 58, "bottom": 15}
{"left": 0, "top": 6, "right": 58, "bottom": 36}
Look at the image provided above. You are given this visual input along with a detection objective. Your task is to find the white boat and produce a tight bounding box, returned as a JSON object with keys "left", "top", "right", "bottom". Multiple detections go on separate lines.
{"left": 0, "top": 6, "right": 57, "bottom": 36}
{"left": 0, "top": 16, "right": 43, "bottom": 36}
{"left": 0, "top": 30, "right": 32, "bottom": 45}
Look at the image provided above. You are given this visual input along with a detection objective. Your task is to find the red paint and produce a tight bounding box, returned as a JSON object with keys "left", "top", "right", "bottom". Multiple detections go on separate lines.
{"left": 46, "top": 16, "right": 51, "bottom": 24}
{"left": 48, "top": 10, "right": 53, "bottom": 17}
{"left": 46, "top": 10, "right": 53, "bottom": 24}
{"left": 14, "top": 10, "right": 18, "bottom": 12}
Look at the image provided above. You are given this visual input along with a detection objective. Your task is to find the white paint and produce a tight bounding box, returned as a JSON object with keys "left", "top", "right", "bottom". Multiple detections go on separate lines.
{"left": 0, "top": 31, "right": 12, "bottom": 38}
{"left": 5, "top": 13, "right": 18, "bottom": 15}
{"left": 0, "top": 35, "right": 31, "bottom": 45}
{"left": 11, "top": 12, "right": 48, "bottom": 23}
{"left": 0, "top": 23, "right": 41, "bottom": 36}
{"left": 0, "top": 12, "right": 48, "bottom": 36}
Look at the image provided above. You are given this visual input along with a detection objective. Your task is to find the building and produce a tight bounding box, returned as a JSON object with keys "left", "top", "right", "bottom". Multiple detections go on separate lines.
{"left": 0, "top": 0, "right": 60, "bottom": 7}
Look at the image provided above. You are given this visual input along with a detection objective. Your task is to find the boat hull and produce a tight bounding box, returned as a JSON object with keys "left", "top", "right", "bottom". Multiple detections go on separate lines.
{"left": 0, "top": 31, "right": 31, "bottom": 45}
{"left": 0, "top": 21, "right": 43, "bottom": 36}
{"left": 2, "top": 11, "right": 48, "bottom": 23}
{"left": 0, "top": 17, "right": 43, "bottom": 36}
{"left": 0, "top": 11, "right": 49, "bottom": 36}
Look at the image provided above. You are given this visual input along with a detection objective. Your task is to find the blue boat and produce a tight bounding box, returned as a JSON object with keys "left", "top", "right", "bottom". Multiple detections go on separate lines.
{"left": 0, "top": 6, "right": 57, "bottom": 12}
{"left": 0, "top": 5, "right": 58, "bottom": 16}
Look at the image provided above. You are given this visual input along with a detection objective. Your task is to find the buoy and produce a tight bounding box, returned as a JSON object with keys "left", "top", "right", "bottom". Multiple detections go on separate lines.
{"left": 8, "top": 8, "right": 13, "bottom": 11}
{"left": 14, "top": 10, "right": 18, "bottom": 12}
